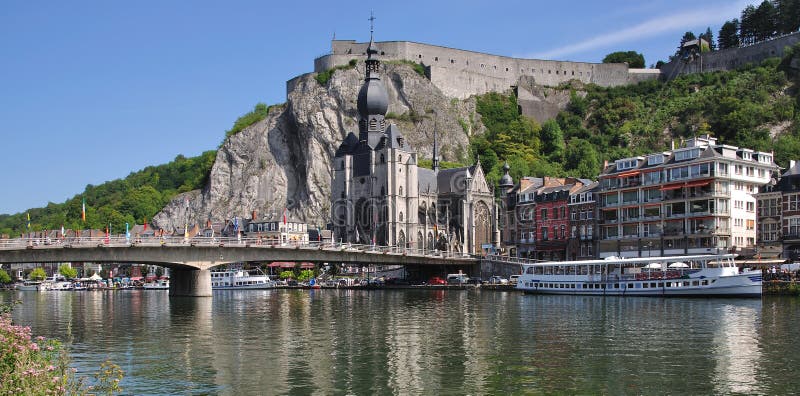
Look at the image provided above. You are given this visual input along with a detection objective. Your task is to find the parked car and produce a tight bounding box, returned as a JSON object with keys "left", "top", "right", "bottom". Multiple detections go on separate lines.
{"left": 428, "top": 276, "right": 446, "bottom": 285}
{"left": 488, "top": 276, "right": 508, "bottom": 285}
{"left": 446, "top": 273, "right": 469, "bottom": 284}
{"left": 509, "top": 275, "right": 521, "bottom": 286}
{"left": 467, "top": 277, "right": 483, "bottom": 285}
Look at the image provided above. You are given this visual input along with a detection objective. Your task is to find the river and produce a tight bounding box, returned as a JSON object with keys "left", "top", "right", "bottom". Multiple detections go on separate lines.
{"left": 2, "top": 289, "right": 799, "bottom": 395}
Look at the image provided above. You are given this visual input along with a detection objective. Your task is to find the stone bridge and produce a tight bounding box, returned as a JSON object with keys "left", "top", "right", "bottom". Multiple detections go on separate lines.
{"left": 0, "top": 237, "right": 478, "bottom": 297}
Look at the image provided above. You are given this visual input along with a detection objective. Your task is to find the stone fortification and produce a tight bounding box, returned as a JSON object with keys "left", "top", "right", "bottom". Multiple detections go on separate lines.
{"left": 660, "top": 32, "right": 800, "bottom": 79}
{"left": 313, "top": 40, "right": 660, "bottom": 99}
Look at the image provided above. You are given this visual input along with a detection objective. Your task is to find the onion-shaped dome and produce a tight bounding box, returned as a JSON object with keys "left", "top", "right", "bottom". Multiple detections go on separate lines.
{"left": 499, "top": 162, "right": 514, "bottom": 188}
{"left": 357, "top": 77, "right": 389, "bottom": 117}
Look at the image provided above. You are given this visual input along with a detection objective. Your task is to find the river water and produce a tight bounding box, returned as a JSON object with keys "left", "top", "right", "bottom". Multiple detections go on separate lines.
{"left": 2, "top": 289, "right": 799, "bottom": 395}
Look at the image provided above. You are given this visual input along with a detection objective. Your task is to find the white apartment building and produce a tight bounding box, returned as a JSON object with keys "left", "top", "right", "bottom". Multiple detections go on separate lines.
{"left": 596, "top": 135, "right": 779, "bottom": 258}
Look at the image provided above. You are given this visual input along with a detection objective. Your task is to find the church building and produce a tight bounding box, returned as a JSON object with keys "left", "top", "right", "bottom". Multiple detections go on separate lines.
{"left": 331, "top": 34, "right": 495, "bottom": 255}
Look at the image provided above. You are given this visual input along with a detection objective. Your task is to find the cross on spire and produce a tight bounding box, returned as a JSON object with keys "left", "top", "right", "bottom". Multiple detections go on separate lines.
{"left": 369, "top": 11, "right": 376, "bottom": 38}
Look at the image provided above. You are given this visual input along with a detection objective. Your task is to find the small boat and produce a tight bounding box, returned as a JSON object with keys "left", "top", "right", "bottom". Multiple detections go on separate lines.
{"left": 211, "top": 267, "right": 277, "bottom": 289}
{"left": 516, "top": 254, "right": 761, "bottom": 297}
{"left": 142, "top": 279, "right": 170, "bottom": 290}
{"left": 17, "top": 281, "right": 49, "bottom": 291}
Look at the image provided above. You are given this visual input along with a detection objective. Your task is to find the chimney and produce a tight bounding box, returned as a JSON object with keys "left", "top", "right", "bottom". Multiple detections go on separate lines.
{"left": 791, "top": 160, "right": 796, "bottom": 169}
{"left": 252, "top": 210, "right": 257, "bottom": 221}
{"left": 603, "top": 160, "right": 608, "bottom": 169}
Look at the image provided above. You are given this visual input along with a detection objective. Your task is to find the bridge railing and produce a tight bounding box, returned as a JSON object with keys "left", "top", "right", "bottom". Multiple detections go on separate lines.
{"left": 484, "top": 254, "right": 537, "bottom": 266}
{"left": 0, "top": 236, "right": 475, "bottom": 260}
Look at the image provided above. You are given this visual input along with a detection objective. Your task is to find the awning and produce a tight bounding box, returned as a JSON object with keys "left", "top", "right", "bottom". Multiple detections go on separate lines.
{"left": 616, "top": 170, "right": 641, "bottom": 178}
{"left": 685, "top": 180, "right": 712, "bottom": 188}
{"left": 129, "top": 277, "right": 143, "bottom": 281}
{"left": 659, "top": 183, "right": 684, "bottom": 191}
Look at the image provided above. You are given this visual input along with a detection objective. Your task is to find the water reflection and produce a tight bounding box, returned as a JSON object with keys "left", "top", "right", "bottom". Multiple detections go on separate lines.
{"left": 1, "top": 290, "right": 792, "bottom": 394}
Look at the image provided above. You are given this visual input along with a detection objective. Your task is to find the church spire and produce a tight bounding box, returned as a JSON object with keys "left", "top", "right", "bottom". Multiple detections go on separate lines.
{"left": 356, "top": 12, "right": 388, "bottom": 146}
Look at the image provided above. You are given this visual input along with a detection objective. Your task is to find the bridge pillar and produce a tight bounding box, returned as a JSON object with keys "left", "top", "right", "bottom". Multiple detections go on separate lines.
{"left": 169, "top": 268, "right": 212, "bottom": 297}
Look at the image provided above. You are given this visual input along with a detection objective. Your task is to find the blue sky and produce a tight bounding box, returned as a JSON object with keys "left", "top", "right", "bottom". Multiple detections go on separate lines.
{"left": 0, "top": 0, "right": 752, "bottom": 215}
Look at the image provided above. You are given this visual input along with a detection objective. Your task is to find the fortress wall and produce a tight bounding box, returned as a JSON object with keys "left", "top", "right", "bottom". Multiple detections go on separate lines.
{"left": 661, "top": 32, "right": 800, "bottom": 79}
{"left": 313, "top": 40, "right": 659, "bottom": 98}
{"left": 626, "top": 68, "right": 663, "bottom": 84}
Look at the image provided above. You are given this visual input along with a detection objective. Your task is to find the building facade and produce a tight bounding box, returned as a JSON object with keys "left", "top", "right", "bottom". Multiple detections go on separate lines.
{"left": 596, "top": 135, "right": 778, "bottom": 258}
{"left": 330, "top": 37, "right": 495, "bottom": 255}
{"left": 567, "top": 182, "right": 598, "bottom": 261}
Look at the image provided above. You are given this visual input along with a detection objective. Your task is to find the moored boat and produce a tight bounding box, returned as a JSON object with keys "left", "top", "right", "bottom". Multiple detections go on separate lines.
{"left": 17, "top": 281, "right": 49, "bottom": 291}
{"left": 516, "top": 254, "right": 761, "bottom": 297}
{"left": 142, "top": 279, "right": 169, "bottom": 290}
{"left": 211, "top": 267, "right": 276, "bottom": 290}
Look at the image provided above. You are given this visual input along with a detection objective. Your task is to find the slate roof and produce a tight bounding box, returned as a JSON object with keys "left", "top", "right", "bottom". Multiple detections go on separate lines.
{"left": 418, "top": 168, "right": 438, "bottom": 194}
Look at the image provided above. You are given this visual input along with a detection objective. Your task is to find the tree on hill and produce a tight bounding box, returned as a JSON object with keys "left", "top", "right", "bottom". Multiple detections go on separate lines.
{"left": 774, "top": 0, "right": 800, "bottom": 34}
{"left": 602, "top": 51, "right": 645, "bottom": 68}
{"left": 718, "top": 19, "right": 740, "bottom": 50}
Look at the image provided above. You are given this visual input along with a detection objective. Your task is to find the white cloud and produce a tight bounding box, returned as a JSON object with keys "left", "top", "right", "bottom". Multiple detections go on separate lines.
{"left": 527, "top": 0, "right": 751, "bottom": 59}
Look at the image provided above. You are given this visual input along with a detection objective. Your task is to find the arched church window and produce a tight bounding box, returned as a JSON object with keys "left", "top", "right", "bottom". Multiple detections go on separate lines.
{"left": 380, "top": 154, "right": 385, "bottom": 163}
{"left": 399, "top": 212, "right": 404, "bottom": 222}
{"left": 399, "top": 186, "right": 403, "bottom": 196}
{"left": 340, "top": 191, "right": 345, "bottom": 198}
{"left": 381, "top": 186, "right": 385, "bottom": 195}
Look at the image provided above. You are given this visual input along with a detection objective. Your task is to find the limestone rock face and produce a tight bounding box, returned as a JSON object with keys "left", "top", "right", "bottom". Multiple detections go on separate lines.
{"left": 153, "top": 62, "right": 482, "bottom": 230}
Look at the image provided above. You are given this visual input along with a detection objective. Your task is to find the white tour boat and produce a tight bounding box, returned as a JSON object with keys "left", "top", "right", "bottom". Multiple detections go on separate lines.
{"left": 211, "top": 268, "right": 277, "bottom": 290}
{"left": 142, "top": 279, "right": 170, "bottom": 290}
{"left": 516, "top": 254, "right": 761, "bottom": 297}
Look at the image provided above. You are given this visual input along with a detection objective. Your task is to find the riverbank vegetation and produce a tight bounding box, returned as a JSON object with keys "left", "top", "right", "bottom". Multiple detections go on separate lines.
{"left": 0, "top": 302, "right": 124, "bottom": 395}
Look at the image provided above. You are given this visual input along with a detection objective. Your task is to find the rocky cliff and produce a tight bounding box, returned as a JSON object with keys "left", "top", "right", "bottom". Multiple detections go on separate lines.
{"left": 153, "top": 62, "right": 485, "bottom": 230}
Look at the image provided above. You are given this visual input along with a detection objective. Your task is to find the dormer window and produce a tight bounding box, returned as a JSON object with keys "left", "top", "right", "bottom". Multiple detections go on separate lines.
{"left": 397, "top": 137, "right": 404, "bottom": 146}
{"left": 647, "top": 154, "right": 664, "bottom": 166}
{"left": 615, "top": 158, "right": 638, "bottom": 171}
{"left": 674, "top": 148, "right": 700, "bottom": 162}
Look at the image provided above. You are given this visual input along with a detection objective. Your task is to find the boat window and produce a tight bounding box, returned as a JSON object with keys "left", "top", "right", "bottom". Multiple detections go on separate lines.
{"left": 613, "top": 283, "right": 620, "bottom": 289}
{"left": 701, "top": 280, "right": 708, "bottom": 286}
{"left": 650, "top": 282, "right": 657, "bottom": 288}
{"left": 628, "top": 283, "right": 634, "bottom": 288}
{"left": 526, "top": 267, "right": 535, "bottom": 274}
{"left": 666, "top": 282, "right": 672, "bottom": 287}
{"left": 643, "top": 283, "right": 649, "bottom": 288}
{"left": 570, "top": 284, "right": 575, "bottom": 288}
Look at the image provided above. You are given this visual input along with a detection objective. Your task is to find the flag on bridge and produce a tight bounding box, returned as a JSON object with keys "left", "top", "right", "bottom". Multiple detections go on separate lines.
{"left": 81, "top": 198, "right": 86, "bottom": 222}
{"left": 283, "top": 208, "right": 287, "bottom": 225}
{"left": 26, "top": 212, "right": 30, "bottom": 230}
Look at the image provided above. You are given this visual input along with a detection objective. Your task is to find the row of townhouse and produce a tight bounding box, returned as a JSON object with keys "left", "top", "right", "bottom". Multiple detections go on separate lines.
{"left": 757, "top": 161, "right": 800, "bottom": 261}
{"left": 500, "top": 135, "right": 780, "bottom": 260}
